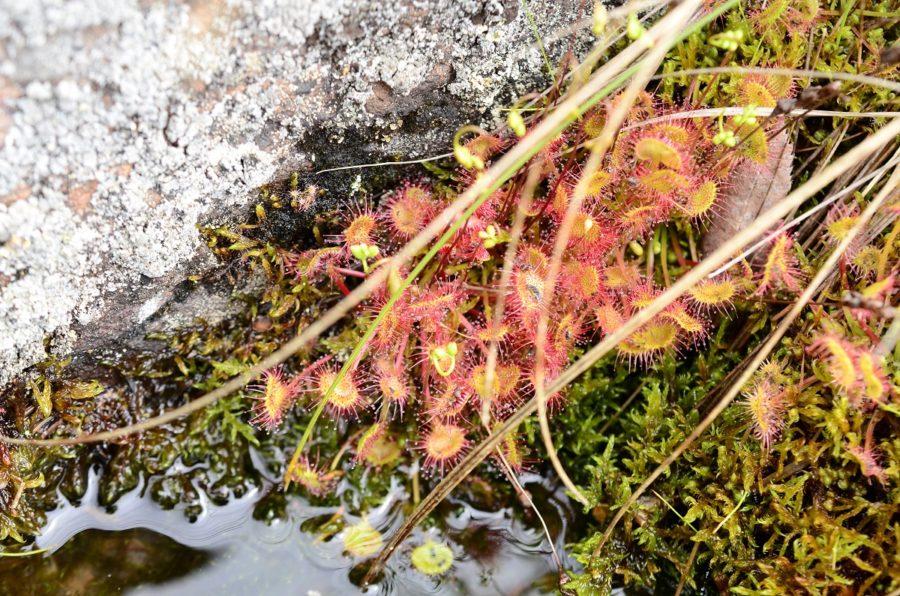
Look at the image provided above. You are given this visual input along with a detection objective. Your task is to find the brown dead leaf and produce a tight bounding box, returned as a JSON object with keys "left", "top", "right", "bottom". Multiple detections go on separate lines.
{"left": 703, "top": 130, "right": 794, "bottom": 255}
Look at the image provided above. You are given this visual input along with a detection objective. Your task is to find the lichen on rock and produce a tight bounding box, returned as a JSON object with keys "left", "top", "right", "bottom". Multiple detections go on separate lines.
{"left": 0, "top": 0, "right": 591, "bottom": 386}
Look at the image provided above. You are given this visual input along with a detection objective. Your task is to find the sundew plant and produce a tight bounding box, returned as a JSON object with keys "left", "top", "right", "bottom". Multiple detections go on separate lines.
{"left": 1, "top": 0, "right": 898, "bottom": 593}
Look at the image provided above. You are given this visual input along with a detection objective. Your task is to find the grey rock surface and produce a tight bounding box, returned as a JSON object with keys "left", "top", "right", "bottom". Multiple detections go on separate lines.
{"left": 0, "top": 0, "right": 589, "bottom": 385}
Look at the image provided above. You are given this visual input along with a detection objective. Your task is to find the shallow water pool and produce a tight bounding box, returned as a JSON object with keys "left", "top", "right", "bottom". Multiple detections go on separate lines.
{"left": 2, "top": 465, "right": 577, "bottom": 595}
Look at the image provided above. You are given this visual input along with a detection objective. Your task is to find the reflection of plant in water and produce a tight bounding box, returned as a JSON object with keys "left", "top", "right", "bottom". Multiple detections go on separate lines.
{"left": 342, "top": 518, "right": 383, "bottom": 558}
{"left": 411, "top": 539, "right": 454, "bottom": 576}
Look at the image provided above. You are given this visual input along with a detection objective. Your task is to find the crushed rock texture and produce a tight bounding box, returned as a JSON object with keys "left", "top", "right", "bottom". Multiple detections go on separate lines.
{"left": 0, "top": 0, "right": 590, "bottom": 385}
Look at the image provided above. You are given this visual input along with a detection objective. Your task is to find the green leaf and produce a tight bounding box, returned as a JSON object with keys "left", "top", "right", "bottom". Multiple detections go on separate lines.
{"left": 28, "top": 378, "right": 52, "bottom": 418}
{"left": 221, "top": 408, "right": 260, "bottom": 447}
{"left": 211, "top": 359, "right": 248, "bottom": 377}
{"left": 58, "top": 380, "right": 104, "bottom": 400}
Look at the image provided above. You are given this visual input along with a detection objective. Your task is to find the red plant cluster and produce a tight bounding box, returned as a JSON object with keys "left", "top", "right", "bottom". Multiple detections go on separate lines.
{"left": 742, "top": 362, "right": 790, "bottom": 450}
{"left": 255, "top": 92, "right": 788, "bottom": 477}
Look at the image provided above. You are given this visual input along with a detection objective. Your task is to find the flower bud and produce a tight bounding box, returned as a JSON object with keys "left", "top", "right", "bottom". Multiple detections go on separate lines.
{"left": 508, "top": 110, "right": 526, "bottom": 137}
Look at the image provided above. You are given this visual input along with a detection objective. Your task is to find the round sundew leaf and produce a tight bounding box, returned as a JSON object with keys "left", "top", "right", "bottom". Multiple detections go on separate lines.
{"left": 634, "top": 137, "right": 683, "bottom": 170}
{"left": 683, "top": 180, "right": 717, "bottom": 218}
{"left": 344, "top": 213, "right": 377, "bottom": 246}
{"left": 639, "top": 169, "right": 691, "bottom": 192}
{"left": 363, "top": 433, "right": 403, "bottom": 467}
{"left": 424, "top": 423, "right": 467, "bottom": 463}
{"left": 688, "top": 278, "right": 735, "bottom": 309}
{"left": 411, "top": 540, "right": 454, "bottom": 575}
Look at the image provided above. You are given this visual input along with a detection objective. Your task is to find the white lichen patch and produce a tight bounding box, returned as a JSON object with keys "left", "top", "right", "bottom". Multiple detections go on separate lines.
{"left": 0, "top": 0, "right": 591, "bottom": 385}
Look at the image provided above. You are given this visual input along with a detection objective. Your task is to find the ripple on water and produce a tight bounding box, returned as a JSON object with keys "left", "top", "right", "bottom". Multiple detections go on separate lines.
{"left": 13, "top": 466, "right": 576, "bottom": 595}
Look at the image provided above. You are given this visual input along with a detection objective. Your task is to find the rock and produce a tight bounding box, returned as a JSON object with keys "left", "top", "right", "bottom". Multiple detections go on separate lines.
{"left": 0, "top": 0, "right": 593, "bottom": 386}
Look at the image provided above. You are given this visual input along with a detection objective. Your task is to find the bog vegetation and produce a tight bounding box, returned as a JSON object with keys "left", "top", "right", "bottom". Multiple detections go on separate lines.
{"left": 1, "top": 1, "right": 898, "bottom": 594}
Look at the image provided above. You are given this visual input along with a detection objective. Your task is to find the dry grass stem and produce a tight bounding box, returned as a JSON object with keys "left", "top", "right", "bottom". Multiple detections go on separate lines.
{"left": 533, "top": 0, "right": 704, "bottom": 509}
